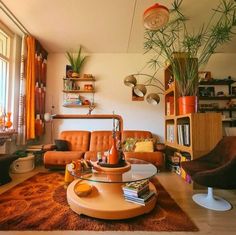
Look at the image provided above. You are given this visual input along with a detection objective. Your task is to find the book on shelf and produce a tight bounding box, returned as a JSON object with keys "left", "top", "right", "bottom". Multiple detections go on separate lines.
{"left": 177, "top": 123, "right": 190, "bottom": 146}
{"left": 124, "top": 190, "right": 156, "bottom": 206}
{"left": 166, "top": 124, "right": 175, "bottom": 143}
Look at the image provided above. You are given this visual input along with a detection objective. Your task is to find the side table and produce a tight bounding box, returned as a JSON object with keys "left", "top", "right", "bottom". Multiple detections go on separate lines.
{"left": 0, "top": 154, "right": 18, "bottom": 185}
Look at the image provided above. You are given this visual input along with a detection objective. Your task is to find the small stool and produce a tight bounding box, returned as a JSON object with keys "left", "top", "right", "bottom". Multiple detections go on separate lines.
{"left": 0, "top": 154, "right": 18, "bottom": 185}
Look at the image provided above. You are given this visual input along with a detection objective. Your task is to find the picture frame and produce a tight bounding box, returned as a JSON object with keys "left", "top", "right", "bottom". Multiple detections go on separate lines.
{"left": 198, "top": 86, "right": 215, "bottom": 97}
{"left": 231, "top": 86, "right": 236, "bottom": 95}
{"left": 198, "top": 71, "right": 211, "bottom": 81}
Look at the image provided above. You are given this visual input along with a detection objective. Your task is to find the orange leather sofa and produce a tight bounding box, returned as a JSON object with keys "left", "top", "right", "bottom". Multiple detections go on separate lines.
{"left": 44, "top": 130, "right": 163, "bottom": 169}
{"left": 44, "top": 131, "right": 90, "bottom": 169}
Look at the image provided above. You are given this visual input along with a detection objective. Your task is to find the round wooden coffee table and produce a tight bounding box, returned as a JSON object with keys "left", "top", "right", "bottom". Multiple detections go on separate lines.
{"left": 67, "top": 158, "right": 158, "bottom": 220}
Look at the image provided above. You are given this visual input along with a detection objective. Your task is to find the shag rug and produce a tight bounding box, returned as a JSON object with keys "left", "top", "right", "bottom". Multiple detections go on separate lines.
{"left": 0, "top": 172, "right": 198, "bottom": 231}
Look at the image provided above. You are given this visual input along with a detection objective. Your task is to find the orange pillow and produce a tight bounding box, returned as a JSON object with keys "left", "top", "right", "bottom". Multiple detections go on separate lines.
{"left": 134, "top": 141, "right": 154, "bottom": 152}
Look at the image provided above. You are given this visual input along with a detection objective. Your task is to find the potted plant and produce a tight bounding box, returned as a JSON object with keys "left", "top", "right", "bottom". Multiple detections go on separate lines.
{"left": 144, "top": 0, "right": 236, "bottom": 114}
{"left": 66, "top": 46, "right": 87, "bottom": 78}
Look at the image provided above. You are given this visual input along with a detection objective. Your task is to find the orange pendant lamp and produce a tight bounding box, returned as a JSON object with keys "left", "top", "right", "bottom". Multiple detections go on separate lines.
{"left": 143, "top": 3, "right": 169, "bottom": 30}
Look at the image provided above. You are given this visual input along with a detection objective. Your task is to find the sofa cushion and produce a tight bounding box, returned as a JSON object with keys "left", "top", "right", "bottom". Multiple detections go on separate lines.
{"left": 122, "top": 137, "right": 156, "bottom": 152}
{"left": 89, "top": 131, "right": 121, "bottom": 152}
{"left": 60, "top": 131, "right": 90, "bottom": 151}
{"left": 134, "top": 141, "right": 154, "bottom": 152}
{"left": 55, "top": 139, "right": 69, "bottom": 151}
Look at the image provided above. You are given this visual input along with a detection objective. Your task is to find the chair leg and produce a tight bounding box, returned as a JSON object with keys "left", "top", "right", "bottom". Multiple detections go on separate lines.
{"left": 192, "top": 187, "right": 232, "bottom": 211}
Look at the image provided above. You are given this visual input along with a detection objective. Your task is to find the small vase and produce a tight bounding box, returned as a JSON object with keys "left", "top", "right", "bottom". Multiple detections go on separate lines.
{"left": 71, "top": 72, "right": 80, "bottom": 78}
{"left": 5, "top": 112, "right": 12, "bottom": 128}
{"left": 108, "top": 137, "right": 119, "bottom": 165}
{"left": 178, "top": 96, "right": 198, "bottom": 115}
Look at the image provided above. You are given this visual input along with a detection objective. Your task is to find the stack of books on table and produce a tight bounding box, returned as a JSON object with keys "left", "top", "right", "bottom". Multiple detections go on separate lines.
{"left": 122, "top": 179, "right": 155, "bottom": 206}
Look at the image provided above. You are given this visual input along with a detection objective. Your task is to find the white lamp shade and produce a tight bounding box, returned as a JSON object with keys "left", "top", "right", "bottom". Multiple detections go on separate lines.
{"left": 146, "top": 93, "right": 160, "bottom": 105}
{"left": 143, "top": 3, "right": 169, "bottom": 30}
{"left": 134, "top": 84, "right": 147, "bottom": 97}
{"left": 44, "top": 113, "right": 52, "bottom": 122}
{"left": 124, "top": 75, "right": 137, "bottom": 87}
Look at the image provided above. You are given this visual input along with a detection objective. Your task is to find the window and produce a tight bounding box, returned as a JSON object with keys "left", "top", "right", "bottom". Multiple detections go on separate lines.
{"left": 0, "top": 27, "right": 10, "bottom": 114}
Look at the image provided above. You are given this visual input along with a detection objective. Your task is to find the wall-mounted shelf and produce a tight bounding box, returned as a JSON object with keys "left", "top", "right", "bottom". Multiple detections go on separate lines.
{"left": 63, "top": 90, "right": 95, "bottom": 93}
{"left": 62, "top": 75, "right": 96, "bottom": 108}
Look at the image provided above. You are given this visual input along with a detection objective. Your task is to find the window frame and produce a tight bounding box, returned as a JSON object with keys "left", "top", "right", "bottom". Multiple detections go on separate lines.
{"left": 0, "top": 21, "right": 13, "bottom": 115}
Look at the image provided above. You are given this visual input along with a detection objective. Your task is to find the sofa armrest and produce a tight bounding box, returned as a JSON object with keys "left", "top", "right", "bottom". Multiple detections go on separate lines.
{"left": 43, "top": 144, "right": 56, "bottom": 151}
{"left": 44, "top": 151, "right": 84, "bottom": 169}
{"left": 124, "top": 151, "right": 164, "bottom": 167}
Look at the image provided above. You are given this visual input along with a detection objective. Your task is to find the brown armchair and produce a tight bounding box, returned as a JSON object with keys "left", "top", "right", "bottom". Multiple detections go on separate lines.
{"left": 181, "top": 136, "right": 236, "bottom": 211}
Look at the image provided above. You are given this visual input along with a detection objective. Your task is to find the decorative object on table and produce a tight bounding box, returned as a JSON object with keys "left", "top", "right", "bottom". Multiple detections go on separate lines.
{"left": 134, "top": 0, "right": 236, "bottom": 114}
{"left": 124, "top": 73, "right": 165, "bottom": 104}
{"left": 108, "top": 112, "right": 119, "bottom": 165}
{"left": 74, "top": 182, "right": 93, "bottom": 197}
{"left": 67, "top": 159, "right": 93, "bottom": 175}
{"left": 66, "top": 46, "right": 87, "bottom": 78}
{"left": 122, "top": 179, "right": 156, "bottom": 206}
{"left": 64, "top": 164, "right": 75, "bottom": 187}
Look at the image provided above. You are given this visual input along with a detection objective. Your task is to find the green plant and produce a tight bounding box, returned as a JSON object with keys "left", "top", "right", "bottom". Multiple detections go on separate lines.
{"left": 66, "top": 46, "right": 87, "bottom": 74}
{"left": 144, "top": 0, "right": 236, "bottom": 96}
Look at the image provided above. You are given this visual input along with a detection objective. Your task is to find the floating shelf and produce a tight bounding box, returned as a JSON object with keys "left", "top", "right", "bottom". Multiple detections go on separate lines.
{"left": 63, "top": 104, "right": 96, "bottom": 108}
{"left": 63, "top": 77, "right": 95, "bottom": 82}
{"left": 63, "top": 90, "right": 95, "bottom": 93}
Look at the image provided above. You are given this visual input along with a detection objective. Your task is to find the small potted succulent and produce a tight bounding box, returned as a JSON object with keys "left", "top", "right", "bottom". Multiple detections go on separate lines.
{"left": 66, "top": 46, "right": 87, "bottom": 78}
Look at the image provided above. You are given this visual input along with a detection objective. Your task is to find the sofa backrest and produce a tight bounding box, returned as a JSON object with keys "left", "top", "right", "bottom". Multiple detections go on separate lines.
{"left": 121, "top": 130, "right": 153, "bottom": 142}
{"left": 89, "top": 131, "right": 121, "bottom": 152}
{"left": 59, "top": 131, "right": 90, "bottom": 151}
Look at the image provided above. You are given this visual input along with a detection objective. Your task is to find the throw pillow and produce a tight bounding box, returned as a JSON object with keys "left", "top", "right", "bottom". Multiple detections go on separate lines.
{"left": 134, "top": 141, "right": 154, "bottom": 152}
{"left": 54, "top": 139, "right": 69, "bottom": 151}
{"left": 122, "top": 138, "right": 137, "bottom": 152}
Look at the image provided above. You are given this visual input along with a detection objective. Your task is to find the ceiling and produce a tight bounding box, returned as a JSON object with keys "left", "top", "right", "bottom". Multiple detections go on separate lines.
{"left": 1, "top": 0, "right": 236, "bottom": 53}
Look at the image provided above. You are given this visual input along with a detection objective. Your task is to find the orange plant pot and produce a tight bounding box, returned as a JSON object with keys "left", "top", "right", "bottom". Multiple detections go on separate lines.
{"left": 178, "top": 96, "right": 198, "bottom": 115}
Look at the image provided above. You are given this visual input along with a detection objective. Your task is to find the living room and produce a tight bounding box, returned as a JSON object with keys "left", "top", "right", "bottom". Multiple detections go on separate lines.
{"left": 0, "top": 0, "right": 236, "bottom": 234}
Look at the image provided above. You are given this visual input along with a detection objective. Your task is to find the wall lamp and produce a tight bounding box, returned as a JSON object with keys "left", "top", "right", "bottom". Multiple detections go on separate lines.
{"left": 124, "top": 73, "right": 164, "bottom": 105}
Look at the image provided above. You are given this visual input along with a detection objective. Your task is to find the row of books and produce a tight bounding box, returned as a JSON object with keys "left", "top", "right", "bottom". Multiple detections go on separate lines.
{"left": 122, "top": 179, "right": 155, "bottom": 206}
{"left": 166, "top": 124, "right": 175, "bottom": 143}
{"left": 177, "top": 123, "right": 190, "bottom": 146}
{"left": 166, "top": 152, "right": 191, "bottom": 183}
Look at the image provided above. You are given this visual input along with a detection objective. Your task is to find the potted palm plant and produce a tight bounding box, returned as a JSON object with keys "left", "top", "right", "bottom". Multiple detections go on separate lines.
{"left": 66, "top": 46, "right": 87, "bottom": 78}
{"left": 144, "top": 0, "right": 236, "bottom": 114}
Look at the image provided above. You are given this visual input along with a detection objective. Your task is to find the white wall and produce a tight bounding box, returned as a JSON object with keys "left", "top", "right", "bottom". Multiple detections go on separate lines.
{"left": 45, "top": 53, "right": 165, "bottom": 142}
{"left": 45, "top": 53, "right": 236, "bottom": 143}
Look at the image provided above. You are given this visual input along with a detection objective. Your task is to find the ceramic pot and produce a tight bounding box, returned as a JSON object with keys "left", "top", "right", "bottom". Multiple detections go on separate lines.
{"left": 178, "top": 96, "right": 198, "bottom": 115}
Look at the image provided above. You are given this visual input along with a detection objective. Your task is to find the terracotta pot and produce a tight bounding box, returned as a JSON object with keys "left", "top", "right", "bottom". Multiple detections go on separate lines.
{"left": 178, "top": 96, "right": 198, "bottom": 115}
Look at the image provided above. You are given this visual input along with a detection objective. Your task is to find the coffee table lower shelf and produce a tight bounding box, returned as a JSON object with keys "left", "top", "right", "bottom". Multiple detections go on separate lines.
{"left": 67, "top": 179, "right": 157, "bottom": 220}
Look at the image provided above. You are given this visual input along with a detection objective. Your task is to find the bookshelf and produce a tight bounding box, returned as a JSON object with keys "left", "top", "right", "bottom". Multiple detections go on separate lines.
{"left": 164, "top": 65, "right": 223, "bottom": 186}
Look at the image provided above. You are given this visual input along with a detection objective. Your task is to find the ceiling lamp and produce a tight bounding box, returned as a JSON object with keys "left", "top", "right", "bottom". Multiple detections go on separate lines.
{"left": 143, "top": 3, "right": 169, "bottom": 30}
{"left": 124, "top": 75, "right": 137, "bottom": 87}
{"left": 133, "top": 84, "right": 147, "bottom": 97}
{"left": 146, "top": 93, "right": 160, "bottom": 105}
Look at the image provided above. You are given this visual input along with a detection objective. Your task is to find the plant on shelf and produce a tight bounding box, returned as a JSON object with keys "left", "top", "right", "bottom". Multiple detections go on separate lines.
{"left": 66, "top": 46, "right": 87, "bottom": 78}
{"left": 144, "top": 0, "right": 236, "bottom": 114}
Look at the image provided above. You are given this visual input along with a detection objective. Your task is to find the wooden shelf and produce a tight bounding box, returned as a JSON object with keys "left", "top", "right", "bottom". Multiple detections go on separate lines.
{"left": 199, "top": 96, "right": 236, "bottom": 100}
{"left": 199, "top": 79, "right": 235, "bottom": 86}
{"left": 63, "top": 90, "right": 95, "bottom": 93}
{"left": 63, "top": 77, "right": 95, "bottom": 81}
{"left": 63, "top": 104, "right": 95, "bottom": 108}
{"left": 199, "top": 108, "right": 236, "bottom": 112}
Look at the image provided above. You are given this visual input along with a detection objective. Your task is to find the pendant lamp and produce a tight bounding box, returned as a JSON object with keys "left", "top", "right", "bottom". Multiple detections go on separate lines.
{"left": 143, "top": 3, "right": 169, "bottom": 30}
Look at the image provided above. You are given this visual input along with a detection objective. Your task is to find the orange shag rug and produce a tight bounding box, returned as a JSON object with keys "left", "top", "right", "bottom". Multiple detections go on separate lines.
{"left": 0, "top": 172, "right": 198, "bottom": 231}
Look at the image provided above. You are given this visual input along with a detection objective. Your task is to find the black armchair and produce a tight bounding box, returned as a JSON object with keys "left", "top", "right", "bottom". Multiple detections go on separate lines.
{"left": 181, "top": 136, "right": 236, "bottom": 211}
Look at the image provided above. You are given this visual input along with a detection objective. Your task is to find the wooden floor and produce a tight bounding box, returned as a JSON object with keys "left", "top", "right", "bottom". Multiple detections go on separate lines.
{"left": 0, "top": 166, "right": 236, "bottom": 235}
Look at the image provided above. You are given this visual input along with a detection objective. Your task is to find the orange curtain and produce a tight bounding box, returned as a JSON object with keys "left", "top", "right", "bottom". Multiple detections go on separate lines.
{"left": 26, "top": 36, "right": 36, "bottom": 140}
